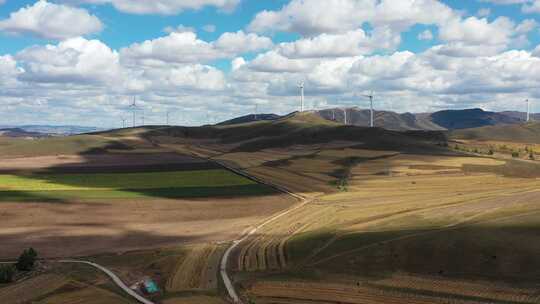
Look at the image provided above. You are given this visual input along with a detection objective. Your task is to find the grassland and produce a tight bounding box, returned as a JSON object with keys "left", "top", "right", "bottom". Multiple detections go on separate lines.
{"left": 142, "top": 114, "right": 540, "bottom": 304}
{"left": 3, "top": 113, "right": 539, "bottom": 304}
{"left": 0, "top": 169, "right": 274, "bottom": 201}
{"left": 231, "top": 152, "right": 540, "bottom": 304}
{"left": 0, "top": 127, "right": 296, "bottom": 260}
{"left": 0, "top": 262, "right": 132, "bottom": 304}
{"left": 450, "top": 122, "right": 540, "bottom": 160}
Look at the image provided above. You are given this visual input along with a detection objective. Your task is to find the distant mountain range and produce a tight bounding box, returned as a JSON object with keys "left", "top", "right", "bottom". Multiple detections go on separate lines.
{"left": 0, "top": 128, "right": 51, "bottom": 138}
{"left": 0, "top": 125, "right": 102, "bottom": 136}
{"left": 219, "top": 108, "right": 538, "bottom": 131}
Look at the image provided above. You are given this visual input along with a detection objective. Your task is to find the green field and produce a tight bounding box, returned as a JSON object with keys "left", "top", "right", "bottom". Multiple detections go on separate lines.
{"left": 0, "top": 169, "right": 274, "bottom": 201}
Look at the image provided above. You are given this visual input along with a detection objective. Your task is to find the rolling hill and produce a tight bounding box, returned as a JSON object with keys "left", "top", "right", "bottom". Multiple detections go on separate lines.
{"left": 310, "top": 108, "right": 536, "bottom": 131}
{"left": 218, "top": 113, "right": 281, "bottom": 125}
{"left": 316, "top": 108, "right": 445, "bottom": 131}
{"left": 148, "top": 111, "right": 449, "bottom": 154}
{"left": 428, "top": 108, "right": 522, "bottom": 129}
{"left": 500, "top": 111, "right": 540, "bottom": 122}
{"left": 451, "top": 121, "right": 540, "bottom": 144}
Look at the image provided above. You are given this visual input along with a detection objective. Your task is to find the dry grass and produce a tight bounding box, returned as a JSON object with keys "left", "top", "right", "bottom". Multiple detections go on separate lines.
{"left": 166, "top": 244, "right": 223, "bottom": 291}
{"left": 162, "top": 295, "right": 228, "bottom": 304}
{"left": 246, "top": 277, "right": 540, "bottom": 304}
{"left": 38, "top": 283, "right": 132, "bottom": 304}
{"left": 219, "top": 148, "right": 540, "bottom": 303}
{"left": 0, "top": 274, "right": 68, "bottom": 304}
{"left": 371, "top": 274, "right": 540, "bottom": 303}
{"left": 0, "top": 194, "right": 294, "bottom": 259}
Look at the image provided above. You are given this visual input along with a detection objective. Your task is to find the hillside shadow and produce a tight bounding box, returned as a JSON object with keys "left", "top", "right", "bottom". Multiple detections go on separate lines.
{"left": 0, "top": 140, "right": 279, "bottom": 203}
{"left": 0, "top": 225, "right": 223, "bottom": 259}
{"left": 241, "top": 221, "right": 540, "bottom": 304}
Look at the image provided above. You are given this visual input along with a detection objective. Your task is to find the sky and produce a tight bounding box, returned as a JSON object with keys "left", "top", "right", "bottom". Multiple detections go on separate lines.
{"left": 0, "top": 0, "right": 540, "bottom": 127}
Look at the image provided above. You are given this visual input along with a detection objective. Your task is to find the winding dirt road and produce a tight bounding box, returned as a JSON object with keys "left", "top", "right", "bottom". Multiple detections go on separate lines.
{"left": 214, "top": 160, "right": 308, "bottom": 303}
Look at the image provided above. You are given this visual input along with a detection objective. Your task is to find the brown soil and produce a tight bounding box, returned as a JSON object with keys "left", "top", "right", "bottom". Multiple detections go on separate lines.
{"left": 0, "top": 194, "right": 294, "bottom": 259}
{"left": 0, "top": 153, "right": 218, "bottom": 174}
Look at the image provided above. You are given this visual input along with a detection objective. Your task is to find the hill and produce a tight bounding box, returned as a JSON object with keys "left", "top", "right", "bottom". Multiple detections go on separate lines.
{"left": 148, "top": 111, "right": 448, "bottom": 154}
{"left": 500, "top": 111, "right": 540, "bottom": 122}
{"left": 0, "top": 125, "right": 102, "bottom": 135}
{"left": 0, "top": 128, "right": 50, "bottom": 138}
{"left": 451, "top": 121, "right": 540, "bottom": 144}
{"left": 218, "top": 113, "right": 281, "bottom": 125}
{"left": 312, "top": 108, "right": 536, "bottom": 131}
{"left": 213, "top": 108, "right": 538, "bottom": 133}
{"left": 428, "top": 108, "right": 521, "bottom": 130}
{"left": 316, "top": 108, "right": 445, "bottom": 131}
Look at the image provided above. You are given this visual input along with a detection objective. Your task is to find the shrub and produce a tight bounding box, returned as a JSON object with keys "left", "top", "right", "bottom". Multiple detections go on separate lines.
{"left": 16, "top": 248, "right": 38, "bottom": 271}
{"left": 488, "top": 149, "right": 494, "bottom": 155}
{"left": 512, "top": 151, "right": 520, "bottom": 158}
{"left": 0, "top": 265, "right": 15, "bottom": 283}
{"left": 530, "top": 152, "right": 535, "bottom": 160}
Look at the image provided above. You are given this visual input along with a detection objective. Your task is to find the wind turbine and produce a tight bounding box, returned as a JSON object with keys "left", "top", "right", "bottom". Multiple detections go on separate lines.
{"left": 141, "top": 109, "right": 145, "bottom": 126}
{"left": 526, "top": 99, "right": 530, "bottom": 122}
{"left": 254, "top": 103, "right": 259, "bottom": 120}
{"left": 129, "top": 97, "right": 138, "bottom": 127}
{"left": 121, "top": 117, "right": 127, "bottom": 129}
{"left": 362, "top": 91, "right": 375, "bottom": 128}
{"left": 298, "top": 82, "right": 305, "bottom": 112}
{"left": 166, "top": 110, "right": 172, "bottom": 126}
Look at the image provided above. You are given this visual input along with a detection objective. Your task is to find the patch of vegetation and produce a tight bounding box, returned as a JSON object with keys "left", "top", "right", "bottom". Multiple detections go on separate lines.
{"left": 16, "top": 248, "right": 38, "bottom": 271}
{"left": 0, "top": 265, "right": 15, "bottom": 283}
{"left": 0, "top": 169, "right": 275, "bottom": 201}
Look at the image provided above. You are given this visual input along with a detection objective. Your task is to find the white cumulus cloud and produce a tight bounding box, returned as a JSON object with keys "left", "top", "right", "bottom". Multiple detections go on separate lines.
{"left": 0, "top": 0, "right": 103, "bottom": 40}
{"left": 59, "top": 0, "right": 240, "bottom": 15}
{"left": 121, "top": 31, "right": 272, "bottom": 66}
{"left": 16, "top": 37, "right": 121, "bottom": 84}
{"left": 418, "top": 30, "right": 434, "bottom": 41}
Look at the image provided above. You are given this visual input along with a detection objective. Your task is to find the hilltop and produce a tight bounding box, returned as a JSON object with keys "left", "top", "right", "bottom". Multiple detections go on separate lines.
{"left": 149, "top": 111, "right": 448, "bottom": 154}
{"left": 316, "top": 108, "right": 444, "bottom": 131}
{"left": 220, "top": 108, "right": 536, "bottom": 132}
{"left": 429, "top": 108, "right": 522, "bottom": 129}
{"left": 218, "top": 113, "right": 281, "bottom": 125}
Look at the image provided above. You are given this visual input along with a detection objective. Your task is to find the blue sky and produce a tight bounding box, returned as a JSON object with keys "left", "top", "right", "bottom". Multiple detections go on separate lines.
{"left": 0, "top": 0, "right": 539, "bottom": 127}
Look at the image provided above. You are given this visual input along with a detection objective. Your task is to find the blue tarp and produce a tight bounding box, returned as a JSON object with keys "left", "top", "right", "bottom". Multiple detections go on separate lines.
{"left": 144, "top": 280, "right": 159, "bottom": 293}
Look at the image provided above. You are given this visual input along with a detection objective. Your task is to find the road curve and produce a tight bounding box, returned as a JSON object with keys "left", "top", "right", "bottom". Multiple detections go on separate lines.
{"left": 214, "top": 160, "right": 308, "bottom": 303}
{"left": 59, "top": 260, "right": 155, "bottom": 304}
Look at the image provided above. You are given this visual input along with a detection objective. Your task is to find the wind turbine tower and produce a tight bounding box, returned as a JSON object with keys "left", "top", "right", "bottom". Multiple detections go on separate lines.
{"left": 526, "top": 99, "right": 530, "bottom": 122}
{"left": 362, "top": 91, "right": 375, "bottom": 128}
{"left": 129, "top": 97, "right": 138, "bottom": 127}
{"left": 141, "top": 110, "right": 145, "bottom": 126}
{"left": 121, "top": 117, "right": 127, "bottom": 129}
{"left": 254, "top": 104, "right": 259, "bottom": 120}
{"left": 299, "top": 82, "right": 305, "bottom": 112}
